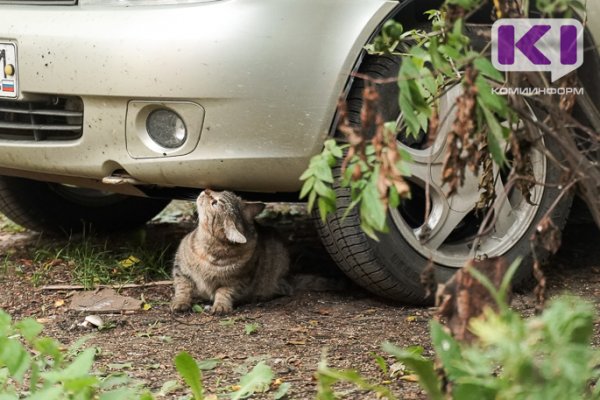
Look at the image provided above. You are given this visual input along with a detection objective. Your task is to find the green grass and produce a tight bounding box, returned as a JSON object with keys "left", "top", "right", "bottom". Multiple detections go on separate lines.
{"left": 0, "top": 213, "right": 26, "bottom": 234}
{"left": 0, "top": 210, "right": 175, "bottom": 287}
{"left": 30, "top": 234, "right": 172, "bottom": 288}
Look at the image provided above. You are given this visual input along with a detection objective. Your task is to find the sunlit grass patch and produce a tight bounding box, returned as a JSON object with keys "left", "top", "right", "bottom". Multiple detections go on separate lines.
{"left": 0, "top": 212, "right": 25, "bottom": 234}
{"left": 30, "top": 234, "right": 172, "bottom": 288}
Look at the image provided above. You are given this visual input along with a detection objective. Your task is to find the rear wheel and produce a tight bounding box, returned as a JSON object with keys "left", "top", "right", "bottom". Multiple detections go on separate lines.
{"left": 316, "top": 55, "right": 572, "bottom": 303}
{"left": 0, "top": 176, "right": 170, "bottom": 234}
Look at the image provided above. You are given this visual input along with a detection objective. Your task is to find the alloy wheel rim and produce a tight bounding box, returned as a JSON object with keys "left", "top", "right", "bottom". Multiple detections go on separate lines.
{"left": 389, "top": 85, "right": 546, "bottom": 268}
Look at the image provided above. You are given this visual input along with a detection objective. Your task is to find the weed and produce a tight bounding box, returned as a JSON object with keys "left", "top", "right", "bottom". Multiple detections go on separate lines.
{"left": 0, "top": 213, "right": 25, "bottom": 234}
{"left": 29, "top": 234, "right": 171, "bottom": 288}
{"left": 0, "top": 310, "right": 153, "bottom": 399}
{"left": 219, "top": 318, "right": 236, "bottom": 327}
{"left": 315, "top": 355, "right": 397, "bottom": 400}
{"left": 196, "top": 359, "right": 220, "bottom": 371}
{"left": 244, "top": 322, "right": 259, "bottom": 335}
{"left": 230, "top": 361, "right": 273, "bottom": 399}
{"left": 0, "top": 254, "right": 11, "bottom": 278}
{"left": 2, "top": 290, "right": 598, "bottom": 400}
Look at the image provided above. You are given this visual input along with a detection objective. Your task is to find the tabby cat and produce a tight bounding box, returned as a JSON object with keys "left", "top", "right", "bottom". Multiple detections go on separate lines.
{"left": 171, "top": 190, "right": 291, "bottom": 314}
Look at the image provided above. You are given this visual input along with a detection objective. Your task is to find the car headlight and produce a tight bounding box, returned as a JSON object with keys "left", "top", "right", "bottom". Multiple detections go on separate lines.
{"left": 79, "top": 0, "right": 217, "bottom": 6}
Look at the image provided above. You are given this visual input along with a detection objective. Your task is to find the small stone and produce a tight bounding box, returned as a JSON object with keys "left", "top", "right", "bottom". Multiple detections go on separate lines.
{"left": 83, "top": 315, "right": 104, "bottom": 329}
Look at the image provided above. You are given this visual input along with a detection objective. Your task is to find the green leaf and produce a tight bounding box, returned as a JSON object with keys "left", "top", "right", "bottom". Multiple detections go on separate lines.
{"left": 63, "top": 375, "right": 99, "bottom": 392}
{"left": 341, "top": 196, "right": 361, "bottom": 222}
{"left": 244, "top": 323, "right": 259, "bottom": 336}
{"left": 312, "top": 158, "right": 334, "bottom": 184}
{"left": 439, "top": 44, "right": 462, "bottom": 61}
{"left": 219, "top": 318, "right": 236, "bottom": 327}
{"left": 43, "top": 348, "right": 95, "bottom": 383}
{"left": 307, "top": 190, "right": 317, "bottom": 213}
{"left": 15, "top": 319, "right": 43, "bottom": 342}
{"left": 0, "top": 311, "right": 11, "bottom": 337}
{"left": 298, "top": 168, "right": 313, "bottom": 181}
{"left": 25, "top": 387, "right": 63, "bottom": 400}
{"left": 430, "top": 321, "right": 466, "bottom": 380}
{"left": 384, "top": 121, "right": 397, "bottom": 136}
{"left": 452, "top": 383, "right": 498, "bottom": 400}
{"left": 313, "top": 180, "right": 336, "bottom": 204}
{"left": 421, "top": 69, "right": 438, "bottom": 97}
{"left": 360, "top": 220, "right": 379, "bottom": 241}
{"left": 299, "top": 177, "right": 315, "bottom": 200}
{"left": 174, "top": 352, "right": 204, "bottom": 400}
{"left": 324, "top": 139, "right": 343, "bottom": 158}
{"left": 359, "top": 180, "right": 386, "bottom": 232}
{"left": 197, "top": 358, "right": 220, "bottom": 371}
{"left": 318, "top": 197, "right": 335, "bottom": 222}
{"left": 498, "top": 257, "right": 522, "bottom": 306}
{"left": 139, "top": 392, "right": 155, "bottom": 400}
{"left": 29, "top": 362, "right": 39, "bottom": 394}
{"left": 540, "top": 296, "right": 595, "bottom": 345}
{"left": 429, "top": 38, "right": 452, "bottom": 76}
{"left": 107, "top": 362, "right": 132, "bottom": 370}
{"left": 399, "top": 93, "right": 421, "bottom": 138}
{"left": 66, "top": 334, "right": 93, "bottom": 359}
{"left": 371, "top": 353, "right": 388, "bottom": 375}
{"left": 388, "top": 185, "right": 402, "bottom": 208}
{"left": 156, "top": 379, "right": 180, "bottom": 397}
{"left": 474, "top": 57, "right": 504, "bottom": 81}
{"left": 231, "top": 361, "right": 274, "bottom": 400}
{"left": 192, "top": 304, "right": 204, "bottom": 314}
{"left": 0, "top": 338, "right": 30, "bottom": 382}
{"left": 478, "top": 100, "right": 506, "bottom": 165}
{"left": 98, "top": 388, "right": 140, "bottom": 400}
{"left": 99, "top": 374, "right": 131, "bottom": 390}
{"left": 273, "top": 382, "right": 291, "bottom": 399}
{"left": 34, "top": 337, "right": 63, "bottom": 364}
{"left": 316, "top": 361, "right": 396, "bottom": 399}
{"left": 475, "top": 76, "right": 507, "bottom": 118}
{"left": 383, "top": 342, "right": 443, "bottom": 400}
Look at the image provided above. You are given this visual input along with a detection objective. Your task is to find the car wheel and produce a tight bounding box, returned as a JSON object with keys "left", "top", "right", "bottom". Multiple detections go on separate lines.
{"left": 315, "top": 54, "right": 572, "bottom": 304}
{"left": 0, "top": 176, "right": 170, "bottom": 233}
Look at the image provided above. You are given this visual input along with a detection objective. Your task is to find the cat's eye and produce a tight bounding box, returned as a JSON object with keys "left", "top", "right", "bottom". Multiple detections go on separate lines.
{"left": 211, "top": 199, "right": 218, "bottom": 207}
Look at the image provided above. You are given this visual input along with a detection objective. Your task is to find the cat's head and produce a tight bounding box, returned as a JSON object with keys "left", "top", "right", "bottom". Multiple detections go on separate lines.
{"left": 196, "top": 189, "right": 265, "bottom": 244}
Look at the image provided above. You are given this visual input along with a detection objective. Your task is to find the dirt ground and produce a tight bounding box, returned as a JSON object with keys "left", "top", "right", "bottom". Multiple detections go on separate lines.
{"left": 0, "top": 203, "right": 599, "bottom": 399}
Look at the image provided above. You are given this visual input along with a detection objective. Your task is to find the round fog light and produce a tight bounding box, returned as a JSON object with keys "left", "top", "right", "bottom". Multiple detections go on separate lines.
{"left": 146, "top": 109, "right": 187, "bottom": 149}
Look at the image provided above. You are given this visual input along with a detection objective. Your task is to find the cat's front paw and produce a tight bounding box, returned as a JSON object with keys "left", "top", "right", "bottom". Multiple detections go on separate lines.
{"left": 209, "top": 302, "right": 233, "bottom": 315}
{"left": 170, "top": 301, "right": 192, "bottom": 313}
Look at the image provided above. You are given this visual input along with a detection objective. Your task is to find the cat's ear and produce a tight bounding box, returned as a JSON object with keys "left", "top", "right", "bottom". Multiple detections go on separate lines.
{"left": 224, "top": 218, "right": 247, "bottom": 244}
{"left": 243, "top": 202, "right": 266, "bottom": 221}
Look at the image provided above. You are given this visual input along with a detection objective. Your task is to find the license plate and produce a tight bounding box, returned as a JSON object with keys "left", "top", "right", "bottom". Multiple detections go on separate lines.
{"left": 0, "top": 42, "right": 17, "bottom": 98}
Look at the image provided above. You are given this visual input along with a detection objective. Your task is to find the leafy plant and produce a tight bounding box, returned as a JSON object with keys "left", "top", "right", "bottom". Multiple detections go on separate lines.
{"left": 244, "top": 323, "right": 259, "bottom": 335}
{"left": 174, "top": 352, "right": 204, "bottom": 400}
{"left": 383, "top": 295, "right": 600, "bottom": 400}
{"left": 0, "top": 314, "right": 288, "bottom": 400}
{"left": 300, "top": 0, "right": 600, "bottom": 235}
{"left": 29, "top": 235, "right": 171, "bottom": 288}
{"left": 315, "top": 356, "right": 397, "bottom": 400}
{"left": 0, "top": 310, "right": 152, "bottom": 400}
{"left": 230, "top": 361, "right": 274, "bottom": 400}
{"left": 172, "top": 352, "right": 286, "bottom": 400}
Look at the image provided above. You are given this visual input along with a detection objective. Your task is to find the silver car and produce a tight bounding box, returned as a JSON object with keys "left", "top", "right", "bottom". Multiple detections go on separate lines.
{"left": 0, "top": 0, "right": 597, "bottom": 303}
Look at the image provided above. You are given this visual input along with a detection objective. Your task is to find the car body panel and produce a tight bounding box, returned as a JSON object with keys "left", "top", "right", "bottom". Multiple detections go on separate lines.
{"left": 0, "top": 1, "right": 598, "bottom": 195}
{"left": 0, "top": 0, "right": 398, "bottom": 192}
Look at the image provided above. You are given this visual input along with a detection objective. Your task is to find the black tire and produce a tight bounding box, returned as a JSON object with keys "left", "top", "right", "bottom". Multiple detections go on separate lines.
{"left": 0, "top": 176, "right": 170, "bottom": 233}
{"left": 316, "top": 54, "right": 572, "bottom": 304}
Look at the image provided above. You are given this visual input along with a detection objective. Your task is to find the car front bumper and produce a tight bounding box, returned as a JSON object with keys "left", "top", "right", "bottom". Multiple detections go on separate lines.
{"left": 0, "top": 0, "right": 397, "bottom": 193}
